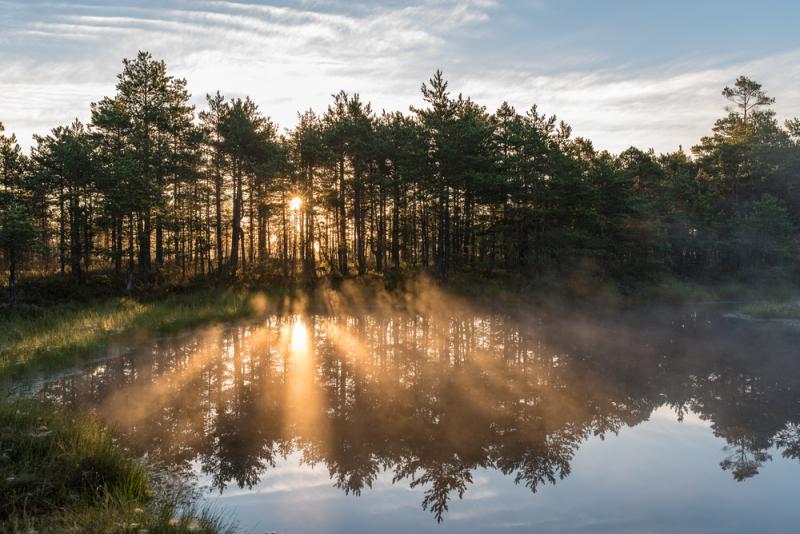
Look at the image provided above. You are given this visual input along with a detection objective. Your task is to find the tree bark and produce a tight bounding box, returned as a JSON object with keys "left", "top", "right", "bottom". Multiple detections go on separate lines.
{"left": 338, "top": 157, "right": 348, "bottom": 275}
{"left": 230, "top": 157, "right": 242, "bottom": 274}
{"left": 8, "top": 248, "right": 16, "bottom": 308}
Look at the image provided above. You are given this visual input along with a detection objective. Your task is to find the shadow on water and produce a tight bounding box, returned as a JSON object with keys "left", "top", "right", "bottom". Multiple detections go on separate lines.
{"left": 28, "top": 297, "right": 800, "bottom": 524}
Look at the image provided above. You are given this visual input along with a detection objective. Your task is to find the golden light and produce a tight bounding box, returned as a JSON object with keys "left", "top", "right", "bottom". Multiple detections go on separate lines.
{"left": 289, "top": 316, "right": 309, "bottom": 355}
{"left": 289, "top": 196, "right": 302, "bottom": 211}
{"left": 283, "top": 315, "right": 322, "bottom": 440}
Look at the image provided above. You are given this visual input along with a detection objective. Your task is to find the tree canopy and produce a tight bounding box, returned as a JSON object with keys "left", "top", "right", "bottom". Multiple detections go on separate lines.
{"left": 2, "top": 57, "right": 799, "bottom": 303}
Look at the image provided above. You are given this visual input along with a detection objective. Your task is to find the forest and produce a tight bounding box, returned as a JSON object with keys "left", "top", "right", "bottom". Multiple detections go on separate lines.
{"left": 1, "top": 51, "right": 799, "bottom": 306}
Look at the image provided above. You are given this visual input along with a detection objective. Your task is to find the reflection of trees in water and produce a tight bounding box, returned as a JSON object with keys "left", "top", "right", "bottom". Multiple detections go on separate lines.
{"left": 776, "top": 424, "right": 800, "bottom": 460}
{"left": 38, "top": 309, "right": 800, "bottom": 521}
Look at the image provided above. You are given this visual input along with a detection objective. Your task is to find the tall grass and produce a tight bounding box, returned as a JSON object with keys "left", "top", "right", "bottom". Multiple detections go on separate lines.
{"left": 0, "top": 288, "right": 261, "bottom": 379}
{"left": 0, "top": 400, "right": 236, "bottom": 533}
{"left": 739, "top": 300, "right": 800, "bottom": 319}
{"left": 0, "top": 286, "right": 281, "bottom": 530}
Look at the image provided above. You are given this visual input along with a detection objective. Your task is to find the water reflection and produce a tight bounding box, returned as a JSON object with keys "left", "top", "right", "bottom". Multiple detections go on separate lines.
{"left": 34, "top": 305, "right": 800, "bottom": 522}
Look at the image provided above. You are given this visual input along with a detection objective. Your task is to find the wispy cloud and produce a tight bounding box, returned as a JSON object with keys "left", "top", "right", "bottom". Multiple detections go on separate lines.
{"left": 1, "top": 1, "right": 495, "bottom": 144}
{"left": 466, "top": 49, "right": 800, "bottom": 153}
{"left": 2, "top": 1, "right": 799, "bottom": 154}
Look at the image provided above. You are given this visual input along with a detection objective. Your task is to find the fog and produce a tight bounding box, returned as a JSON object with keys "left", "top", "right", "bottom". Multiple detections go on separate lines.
{"left": 23, "top": 285, "right": 800, "bottom": 529}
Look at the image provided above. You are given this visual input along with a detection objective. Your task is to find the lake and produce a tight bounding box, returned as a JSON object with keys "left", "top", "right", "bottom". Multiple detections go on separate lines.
{"left": 24, "top": 299, "right": 800, "bottom": 533}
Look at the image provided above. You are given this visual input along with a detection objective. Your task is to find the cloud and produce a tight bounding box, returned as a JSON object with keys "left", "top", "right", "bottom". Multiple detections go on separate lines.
{"left": 1, "top": 1, "right": 495, "bottom": 144}
{"left": 456, "top": 48, "right": 800, "bottom": 153}
{"left": 2, "top": 1, "right": 799, "bottom": 154}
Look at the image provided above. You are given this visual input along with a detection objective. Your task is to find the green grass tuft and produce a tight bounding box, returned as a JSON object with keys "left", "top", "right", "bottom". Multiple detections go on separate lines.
{"left": 0, "top": 288, "right": 263, "bottom": 380}
{"left": 0, "top": 399, "right": 236, "bottom": 533}
{"left": 739, "top": 301, "right": 800, "bottom": 320}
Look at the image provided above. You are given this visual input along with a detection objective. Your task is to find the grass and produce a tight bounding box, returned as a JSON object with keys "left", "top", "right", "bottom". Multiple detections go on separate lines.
{"left": 2, "top": 272, "right": 797, "bottom": 381}
{"left": 0, "top": 286, "right": 260, "bottom": 531}
{"left": 0, "top": 271, "right": 795, "bottom": 531}
{"left": 739, "top": 301, "right": 800, "bottom": 320}
{"left": 0, "top": 288, "right": 270, "bottom": 380}
{"left": 436, "top": 272, "right": 771, "bottom": 310}
{"left": 0, "top": 399, "right": 236, "bottom": 533}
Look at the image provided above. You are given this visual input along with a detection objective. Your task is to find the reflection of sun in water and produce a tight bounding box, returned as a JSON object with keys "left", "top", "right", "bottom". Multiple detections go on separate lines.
{"left": 289, "top": 196, "right": 302, "bottom": 211}
{"left": 289, "top": 316, "right": 309, "bottom": 355}
{"left": 284, "top": 315, "right": 322, "bottom": 439}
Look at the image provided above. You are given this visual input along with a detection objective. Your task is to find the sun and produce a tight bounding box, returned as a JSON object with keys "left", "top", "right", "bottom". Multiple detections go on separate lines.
{"left": 289, "top": 196, "right": 302, "bottom": 211}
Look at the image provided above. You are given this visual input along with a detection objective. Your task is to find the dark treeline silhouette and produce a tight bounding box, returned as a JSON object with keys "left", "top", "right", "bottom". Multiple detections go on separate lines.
{"left": 34, "top": 303, "right": 800, "bottom": 521}
{"left": 2, "top": 51, "right": 800, "bottom": 303}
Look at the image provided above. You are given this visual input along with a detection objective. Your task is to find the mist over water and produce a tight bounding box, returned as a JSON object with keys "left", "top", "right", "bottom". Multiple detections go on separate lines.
{"left": 28, "top": 290, "right": 800, "bottom": 532}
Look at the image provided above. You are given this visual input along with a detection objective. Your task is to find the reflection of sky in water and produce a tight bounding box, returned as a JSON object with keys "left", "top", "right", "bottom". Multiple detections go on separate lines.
{"left": 28, "top": 300, "right": 800, "bottom": 533}
{"left": 202, "top": 408, "right": 800, "bottom": 533}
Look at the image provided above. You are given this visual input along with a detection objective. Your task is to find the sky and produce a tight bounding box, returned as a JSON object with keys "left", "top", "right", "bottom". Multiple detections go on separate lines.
{"left": 2, "top": 0, "right": 800, "bottom": 153}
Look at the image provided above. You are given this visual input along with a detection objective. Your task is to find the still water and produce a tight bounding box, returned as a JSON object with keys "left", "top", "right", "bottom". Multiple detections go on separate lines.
{"left": 28, "top": 300, "right": 800, "bottom": 533}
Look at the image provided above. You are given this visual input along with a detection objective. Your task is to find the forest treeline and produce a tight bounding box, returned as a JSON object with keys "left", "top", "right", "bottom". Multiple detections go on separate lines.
{"left": 1, "top": 51, "right": 799, "bottom": 304}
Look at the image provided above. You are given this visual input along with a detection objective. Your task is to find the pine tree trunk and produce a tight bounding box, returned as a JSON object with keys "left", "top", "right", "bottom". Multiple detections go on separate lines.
{"left": 8, "top": 248, "right": 16, "bottom": 308}
{"left": 392, "top": 184, "right": 401, "bottom": 269}
{"left": 83, "top": 200, "right": 92, "bottom": 272}
{"left": 248, "top": 175, "right": 255, "bottom": 265}
{"left": 215, "top": 174, "right": 224, "bottom": 273}
{"left": 338, "top": 157, "right": 348, "bottom": 275}
{"left": 377, "top": 184, "right": 386, "bottom": 272}
{"left": 59, "top": 191, "right": 66, "bottom": 275}
{"left": 127, "top": 214, "right": 135, "bottom": 291}
{"left": 113, "top": 216, "right": 122, "bottom": 275}
{"left": 354, "top": 169, "right": 366, "bottom": 275}
{"left": 258, "top": 193, "right": 267, "bottom": 262}
{"left": 305, "top": 166, "right": 316, "bottom": 279}
{"left": 69, "top": 194, "right": 82, "bottom": 279}
{"left": 437, "top": 191, "right": 449, "bottom": 277}
{"left": 281, "top": 194, "right": 289, "bottom": 278}
{"left": 230, "top": 158, "right": 241, "bottom": 274}
{"left": 156, "top": 217, "right": 163, "bottom": 266}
